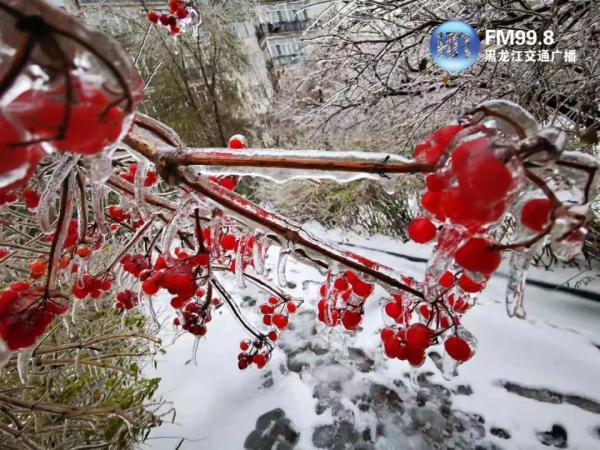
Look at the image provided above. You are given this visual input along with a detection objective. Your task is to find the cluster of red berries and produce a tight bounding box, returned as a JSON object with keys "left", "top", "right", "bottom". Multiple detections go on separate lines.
{"left": 9, "top": 79, "right": 125, "bottom": 156}
{"left": 0, "top": 283, "right": 68, "bottom": 351}
{"left": 317, "top": 271, "right": 374, "bottom": 331}
{"left": 173, "top": 295, "right": 216, "bottom": 336}
{"left": 141, "top": 252, "right": 209, "bottom": 309}
{"left": 0, "top": 187, "right": 41, "bottom": 209}
{"left": 201, "top": 228, "right": 264, "bottom": 273}
{"left": 147, "top": 1, "right": 192, "bottom": 35}
{"left": 382, "top": 286, "right": 471, "bottom": 362}
{"left": 238, "top": 338, "right": 272, "bottom": 370}
{"left": 120, "top": 253, "right": 151, "bottom": 278}
{"left": 72, "top": 273, "right": 114, "bottom": 300}
{"left": 115, "top": 290, "right": 139, "bottom": 310}
{"left": 259, "top": 296, "right": 299, "bottom": 331}
{"left": 381, "top": 322, "right": 472, "bottom": 366}
{"left": 119, "top": 163, "right": 158, "bottom": 187}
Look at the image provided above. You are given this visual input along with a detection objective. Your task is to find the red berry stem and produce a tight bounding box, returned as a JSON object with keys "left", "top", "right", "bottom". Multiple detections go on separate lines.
{"left": 102, "top": 216, "right": 156, "bottom": 273}
{"left": 469, "top": 105, "right": 527, "bottom": 139}
{"left": 554, "top": 159, "right": 598, "bottom": 204}
{"left": 210, "top": 276, "right": 263, "bottom": 340}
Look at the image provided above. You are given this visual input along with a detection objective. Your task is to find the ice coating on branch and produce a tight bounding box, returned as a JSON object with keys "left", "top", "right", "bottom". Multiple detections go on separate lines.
{"left": 475, "top": 99, "right": 539, "bottom": 137}
{"left": 38, "top": 154, "right": 80, "bottom": 233}
{"left": 505, "top": 246, "right": 536, "bottom": 319}
{"left": 49, "top": 173, "right": 77, "bottom": 288}
{"left": 85, "top": 148, "right": 118, "bottom": 184}
{"left": 277, "top": 243, "right": 291, "bottom": 287}
{"left": 550, "top": 205, "right": 590, "bottom": 261}
{"left": 17, "top": 347, "right": 34, "bottom": 384}
{"left": 423, "top": 226, "right": 464, "bottom": 301}
{"left": 235, "top": 235, "right": 247, "bottom": 289}
{"left": 91, "top": 184, "right": 109, "bottom": 235}
{"left": 133, "top": 156, "right": 151, "bottom": 221}
{"left": 162, "top": 197, "right": 196, "bottom": 258}
{"left": 187, "top": 148, "right": 417, "bottom": 183}
{"left": 252, "top": 230, "right": 266, "bottom": 275}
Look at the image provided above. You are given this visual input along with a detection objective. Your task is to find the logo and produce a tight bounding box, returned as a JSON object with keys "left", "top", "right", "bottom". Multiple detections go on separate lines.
{"left": 429, "top": 20, "right": 480, "bottom": 72}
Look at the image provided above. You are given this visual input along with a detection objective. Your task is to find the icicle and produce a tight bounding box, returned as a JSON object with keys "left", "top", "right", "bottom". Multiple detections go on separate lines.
{"left": 192, "top": 337, "right": 200, "bottom": 365}
{"left": 440, "top": 351, "right": 459, "bottom": 380}
{"left": 62, "top": 420, "right": 68, "bottom": 441}
{"left": 423, "top": 225, "right": 464, "bottom": 301}
{"left": 252, "top": 231, "right": 266, "bottom": 275}
{"left": 505, "top": 246, "right": 537, "bottom": 318}
{"left": 74, "top": 349, "right": 80, "bottom": 375}
{"left": 91, "top": 184, "right": 109, "bottom": 235}
{"left": 48, "top": 173, "right": 76, "bottom": 288}
{"left": 147, "top": 296, "right": 161, "bottom": 327}
{"left": 71, "top": 298, "right": 79, "bottom": 322}
{"left": 277, "top": 242, "right": 292, "bottom": 287}
{"left": 0, "top": 340, "right": 10, "bottom": 371}
{"left": 235, "top": 235, "right": 247, "bottom": 289}
{"left": 209, "top": 213, "right": 223, "bottom": 260}
{"left": 133, "top": 157, "right": 151, "bottom": 221}
{"left": 62, "top": 317, "right": 70, "bottom": 336}
{"left": 38, "top": 154, "right": 80, "bottom": 233}
{"left": 162, "top": 197, "right": 196, "bottom": 258}
{"left": 408, "top": 367, "right": 420, "bottom": 389}
{"left": 85, "top": 147, "right": 117, "bottom": 185}
{"left": 17, "top": 347, "right": 34, "bottom": 384}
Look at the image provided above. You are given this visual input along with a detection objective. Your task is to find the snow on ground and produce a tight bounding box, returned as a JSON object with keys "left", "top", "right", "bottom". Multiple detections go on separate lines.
{"left": 144, "top": 226, "right": 600, "bottom": 450}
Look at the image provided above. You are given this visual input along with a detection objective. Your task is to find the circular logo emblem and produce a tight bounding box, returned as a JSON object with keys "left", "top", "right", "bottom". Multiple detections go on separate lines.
{"left": 429, "top": 20, "right": 480, "bottom": 72}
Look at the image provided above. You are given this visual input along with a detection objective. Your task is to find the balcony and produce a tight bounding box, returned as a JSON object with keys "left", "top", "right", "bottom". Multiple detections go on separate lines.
{"left": 270, "top": 53, "right": 301, "bottom": 66}
{"left": 256, "top": 19, "right": 312, "bottom": 42}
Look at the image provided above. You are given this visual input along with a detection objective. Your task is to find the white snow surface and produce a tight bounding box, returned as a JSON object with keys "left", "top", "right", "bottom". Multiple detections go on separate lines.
{"left": 145, "top": 226, "right": 600, "bottom": 450}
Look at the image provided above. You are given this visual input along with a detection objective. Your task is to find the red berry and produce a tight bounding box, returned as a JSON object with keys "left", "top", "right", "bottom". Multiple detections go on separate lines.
{"left": 176, "top": 6, "right": 188, "bottom": 19}
{"left": 23, "top": 189, "right": 40, "bottom": 209}
{"left": 419, "top": 304, "right": 431, "bottom": 320}
{"left": 384, "top": 302, "right": 401, "bottom": 319}
{"left": 458, "top": 274, "right": 484, "bottom": 293}
{"left": 259, "top": 304, "right": 273, "bottom": 315}
{"left": 408, "top": 217, "right": 437, "bottom": 243}
{"left": 406, "top": 323, "right": 433, "bottom": 349}
{"left": 380, "top": 327, "right": 394, "bottom": 342}
{"left": 286, "top": 302, "right": 297, "bottom": 313}
{"left": 11, "top": 83, "right": 126, "bottom": 156}
{"left": 455, "top": 238, "right": 501, "bottom": 276}
{"left": 521, "top": 198, "right": 552, "bottom": 232}
{"left": 29, "top": 260, "right": 47, "bottom": 279}
{"left": 220, "top": 234, "right": 237, "bottom": 251}
{"left": 444, "top": 336, "right": 472, "bottom": 362}
{"left": 159, "top": 14, "right": 170, "bottom": 26}
{"left": 341, "top": 310, "right": 362, "bottom": 331}
{"left": 252, "top": 354, "right": 267, "bottom": 368}
{"left": 452, "top": 137, "right": 512, "bottom": 202}
{"left": 228, "top": 135, "right": 246, "bottom": 149}
{"left": 425, "top": 173, "right": 447, "bottom": 192}
{"left": 240, "top": 341, "right": 249, "bottom": 351}
{"left": 438, "top": 271, "right": 455, "bottom": 288}
{"left": 413, "top": 124, "right": 464, "bottom": 165}
{"left": 148, "top": 11, "right": 159, "bottom": 23}
{"left": 384, "top": 337, "right": 405, "bottom": 359}
{"left": 272, "top": 314, "right": 288, "bottom": 330}
{"left": 334, "top": 277, "right": 348, "bottom": 291}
